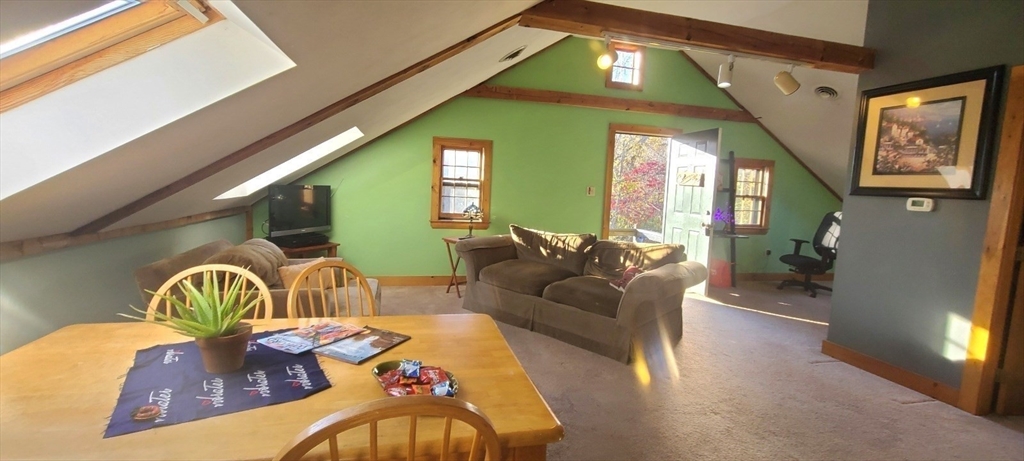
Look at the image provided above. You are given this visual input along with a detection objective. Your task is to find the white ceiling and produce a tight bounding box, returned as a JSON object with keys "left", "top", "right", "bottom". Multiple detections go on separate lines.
{"left": 0, "top": 0, "right": 868, "bottom": 242}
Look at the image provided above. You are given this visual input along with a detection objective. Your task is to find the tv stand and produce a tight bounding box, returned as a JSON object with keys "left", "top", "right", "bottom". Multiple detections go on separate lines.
{"left": 268, "top": 232, "right": 329, "bottom": 248}
{"left": 280, "top": 242, "right": 339, "bottom": 258}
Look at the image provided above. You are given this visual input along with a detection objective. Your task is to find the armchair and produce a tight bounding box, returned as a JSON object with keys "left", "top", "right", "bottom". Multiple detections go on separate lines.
{"left": 777, "top": 211, "right": 841, "bottom": 297}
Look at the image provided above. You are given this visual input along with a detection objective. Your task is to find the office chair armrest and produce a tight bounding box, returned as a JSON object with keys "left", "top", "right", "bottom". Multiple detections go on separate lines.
{"left": 789, "top": 239, "right": 810, "bottom": 254}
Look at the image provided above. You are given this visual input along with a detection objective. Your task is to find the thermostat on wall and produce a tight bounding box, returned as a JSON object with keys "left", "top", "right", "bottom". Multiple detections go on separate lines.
{"left": 906, "top": 197, "right": 934, "bottom": 212}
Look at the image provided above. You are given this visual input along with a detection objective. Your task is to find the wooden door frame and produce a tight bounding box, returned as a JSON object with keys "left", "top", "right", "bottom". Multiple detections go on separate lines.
{"left": 959, "top": 65, "right": 1024, "bottom": 415}
{"left": 602, "top": 124, "right": 684, "bottom": 239}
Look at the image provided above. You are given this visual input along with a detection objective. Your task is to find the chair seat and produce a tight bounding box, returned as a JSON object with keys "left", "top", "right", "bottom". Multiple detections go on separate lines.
{"left": 779, "top": 254, "right": 828, "bottom": 274}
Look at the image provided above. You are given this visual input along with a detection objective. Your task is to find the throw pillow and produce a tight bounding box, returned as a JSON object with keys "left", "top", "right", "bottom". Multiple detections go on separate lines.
{"left": 584, "top": 241, "right": 685, "bottom": 279}
{"left": 509, "top": 224, "right": 597, "bottom": 275}
{"left": 203, "top": 240, "right": 286, "bottom": 288}
{"left": 278, "top": 258, "right": 327, "bottom": 290}
{"left": 609, "top": 266, "right": 645, "bottom": 292}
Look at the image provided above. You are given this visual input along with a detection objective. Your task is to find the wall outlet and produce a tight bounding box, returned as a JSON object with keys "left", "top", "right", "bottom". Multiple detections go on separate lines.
{"left": 586, "top": 186, "right": 595, "bottom": 196}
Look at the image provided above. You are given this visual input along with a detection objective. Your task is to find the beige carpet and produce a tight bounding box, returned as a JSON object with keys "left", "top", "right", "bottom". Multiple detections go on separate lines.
{"left": 379, "top": 283, "right": 1024, "bottom": 460}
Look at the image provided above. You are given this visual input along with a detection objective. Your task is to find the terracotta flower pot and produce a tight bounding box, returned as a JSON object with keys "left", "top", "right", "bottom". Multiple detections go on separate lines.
{"left": 195, "top": 323, "right": 253, "bottom": 374}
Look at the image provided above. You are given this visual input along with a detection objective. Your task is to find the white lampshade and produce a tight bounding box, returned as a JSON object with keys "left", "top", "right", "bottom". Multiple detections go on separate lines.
{"left": 774, "top": 67, "right": 800, "bottom": 95}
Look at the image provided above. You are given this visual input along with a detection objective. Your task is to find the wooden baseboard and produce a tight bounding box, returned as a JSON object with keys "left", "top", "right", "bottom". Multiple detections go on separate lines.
{"left": 373, "top": 275, "right": 466, "bottom": 286}
{"left": 736, "top": 272, "right": 834, "bottom": 282}
{"left": 821, "top": 340, "right": 959, "bottom": 406}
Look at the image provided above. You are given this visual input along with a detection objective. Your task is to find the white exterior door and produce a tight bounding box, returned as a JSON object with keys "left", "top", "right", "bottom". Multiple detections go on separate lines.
{"left": 662, "top": 129, "right": 720, "bottom": 295}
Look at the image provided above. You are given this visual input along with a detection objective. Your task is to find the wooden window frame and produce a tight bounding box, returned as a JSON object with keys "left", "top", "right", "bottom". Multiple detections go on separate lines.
{"left": 605, "top": 43, "right": 644, "bottom": 91}
{"left": 602, "top": 124, "right": 682, "bottom": 239}
{"left": 0, "top": 0, "right": 221, "bottom": 113}
{"left": 430, "top": 137, "right": 492, "bottom": 230}
{"left": 732, "top": 158, "right": 774, "bottom": 235}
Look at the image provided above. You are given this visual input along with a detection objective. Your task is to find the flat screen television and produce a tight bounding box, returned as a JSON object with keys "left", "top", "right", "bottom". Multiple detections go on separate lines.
{"left": 267, "top": 185, "right": 331, "bottom": 238}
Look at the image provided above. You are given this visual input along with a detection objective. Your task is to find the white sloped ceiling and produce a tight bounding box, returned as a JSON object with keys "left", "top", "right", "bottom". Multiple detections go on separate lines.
{"left": 0, "top": 0, "right": 867, "bottom": 243}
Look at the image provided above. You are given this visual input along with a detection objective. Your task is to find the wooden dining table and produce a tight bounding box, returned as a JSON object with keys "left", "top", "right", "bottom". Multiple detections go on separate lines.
{"left": 0, "top": 314, "right": 563, "bottom": 460}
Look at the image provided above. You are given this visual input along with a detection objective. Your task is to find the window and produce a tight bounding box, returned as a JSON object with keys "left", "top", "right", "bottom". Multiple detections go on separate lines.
{"left": 733, "top": 158, "right": 774, "bottom": 234}
{"left": 431, "top": 137, "right": 492, "bottom": 229}
{"left": 606, "top": 44, "right": 644, "bottom": 90}
{"left": 0, "top": 0, "right": 218, "bottom": 113}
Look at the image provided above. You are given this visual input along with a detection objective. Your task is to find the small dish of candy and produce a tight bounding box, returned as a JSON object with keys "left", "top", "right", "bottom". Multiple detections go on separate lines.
{"left": 371, "top": 359, "right": 458, "bottom": 397}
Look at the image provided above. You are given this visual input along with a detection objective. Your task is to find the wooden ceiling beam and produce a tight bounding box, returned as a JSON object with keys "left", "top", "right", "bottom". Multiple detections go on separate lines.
{"left": 518, "top": 0, "right": 874, "bottom": 74}
{"left": 70, "top": 13, "right": 522, "bottom": 236}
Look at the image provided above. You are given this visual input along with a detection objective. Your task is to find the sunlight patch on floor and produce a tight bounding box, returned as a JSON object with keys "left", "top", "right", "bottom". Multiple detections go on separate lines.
{"left": 691, "top": 293, "right": 829, "bottom": 326}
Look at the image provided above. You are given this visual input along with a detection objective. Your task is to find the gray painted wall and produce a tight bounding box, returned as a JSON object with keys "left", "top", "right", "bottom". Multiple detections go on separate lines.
{"left": 828, "top": 0, "right": 1024, "bottom": 387}
{"left": 0, "top": 216, "right": 246, "bottom": 354}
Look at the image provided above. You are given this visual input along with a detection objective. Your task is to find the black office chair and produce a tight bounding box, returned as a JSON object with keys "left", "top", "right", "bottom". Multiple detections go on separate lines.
{"left": 777, "top": 211, "right": 841, "bottom": 297}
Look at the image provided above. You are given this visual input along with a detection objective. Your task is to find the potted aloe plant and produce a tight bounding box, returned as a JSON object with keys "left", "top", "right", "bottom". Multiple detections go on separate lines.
{"left": 120, "top": 271, "right": 263, "bottom": 373}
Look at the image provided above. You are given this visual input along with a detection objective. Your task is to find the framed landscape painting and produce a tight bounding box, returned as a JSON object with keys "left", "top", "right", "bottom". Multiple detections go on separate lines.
{"left": 850, "top": 66, "right": 1004, "bottom": 199}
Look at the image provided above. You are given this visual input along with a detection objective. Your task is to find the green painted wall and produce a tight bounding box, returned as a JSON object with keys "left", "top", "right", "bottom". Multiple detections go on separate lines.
{"left": 253, "top": 38, "right": 840, "bottom": 277}
{"left": 0, "top": 216, "right": 246, "bottom": 354}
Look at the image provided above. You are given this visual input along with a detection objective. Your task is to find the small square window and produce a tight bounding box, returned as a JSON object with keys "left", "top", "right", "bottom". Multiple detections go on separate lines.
{"left": 606, "top": 44, "right": 644, "bottom": 90}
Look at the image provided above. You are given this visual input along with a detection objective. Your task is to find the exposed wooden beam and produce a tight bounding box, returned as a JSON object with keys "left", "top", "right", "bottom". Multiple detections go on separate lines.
{"left": 678, "top": 51, "right": 842, "bottom": 201}
{"left": 464, "top": 84, "right": 756, "bottom": 123}
{"left": 960, "top": 65, "right": 1024, "bottom": 415}
{"left": 519, "top": 0, "right": 874, "bottom": 74}
{"left": 70, "top": 14, "right": 523, "bottom": 236}
{"left": 0, "top": 207, "right": 250, "bottom": 262}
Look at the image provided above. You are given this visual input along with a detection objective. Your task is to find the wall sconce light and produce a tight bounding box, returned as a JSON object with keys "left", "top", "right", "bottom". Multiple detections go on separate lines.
{"left": 596, "top": 37, "right": 618, "bottom": 70}
{"left": 774, "top": 65, "right": 800, "bottom": 95}
{"left": 717, "top": 54, "right": 734, "bottom": 88}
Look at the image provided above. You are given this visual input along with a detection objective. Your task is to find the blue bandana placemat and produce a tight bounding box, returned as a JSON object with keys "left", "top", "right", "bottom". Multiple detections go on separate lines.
{"left": 104, "top": 329, "right": 330, "bottom": 438}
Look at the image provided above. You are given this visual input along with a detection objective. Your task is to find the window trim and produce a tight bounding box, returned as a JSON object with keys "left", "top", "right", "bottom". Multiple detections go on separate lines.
{"left": 605, "top": 43, "right": 644, "bottom": 91}
{"left": 0, "top": 0, "right": 220, "bottom": 113}
{"left": 732, "top": 158, "right": 774, "bottom": 235}
{"left": 430, "top": 137, "right": 492, "bottom": 230}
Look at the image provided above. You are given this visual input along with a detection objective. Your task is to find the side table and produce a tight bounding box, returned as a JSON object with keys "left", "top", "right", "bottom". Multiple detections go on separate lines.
{"left": 280, "top": 242, "right": 340, "bottom": 258}
{"left": 442, "top": 237, "right": 465, "bottom": 297}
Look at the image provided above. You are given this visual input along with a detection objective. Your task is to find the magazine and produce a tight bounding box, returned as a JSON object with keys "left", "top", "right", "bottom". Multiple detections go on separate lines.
{"left": 313, "top": 326, "right": 411, "bottom": 364}
{"left": 257, "top": 321, "right": 365, "bottom": 354}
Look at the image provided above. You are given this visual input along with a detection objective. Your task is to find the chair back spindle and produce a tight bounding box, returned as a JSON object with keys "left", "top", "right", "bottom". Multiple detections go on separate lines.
{"left": 273, "top": 396, "right": 502, "bottom": 461}
{"left": 287, "top": 260, "right": 377, "bottom": 318}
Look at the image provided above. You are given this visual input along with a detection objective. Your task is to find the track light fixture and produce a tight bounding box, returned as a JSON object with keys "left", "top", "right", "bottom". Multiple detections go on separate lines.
{"left": 774, "top": 65, "right": 801, "bottom": 96}
{"left": 596, "top": 36, "right": 618, "bottom": 70}
{"left": 717, "top": 55, "right": 734, "bottom": 88}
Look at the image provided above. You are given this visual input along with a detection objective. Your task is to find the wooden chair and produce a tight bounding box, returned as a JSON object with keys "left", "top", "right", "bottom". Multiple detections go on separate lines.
{"left": 286, "top": 260, "right": 377, "bottom": 318}
{"left": 145, "top": 264, "right": 273, "bottom": 321}
{"left": 273, "top": 395, "right": 502, "bottom": 461}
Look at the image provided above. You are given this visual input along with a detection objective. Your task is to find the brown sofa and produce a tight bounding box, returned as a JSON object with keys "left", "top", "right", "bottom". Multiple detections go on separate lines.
{"left": 456, "top": 225, "right": 708, "bottom": 363}
{"left": 133, "top": 239, "right": 381, "bottom": 318}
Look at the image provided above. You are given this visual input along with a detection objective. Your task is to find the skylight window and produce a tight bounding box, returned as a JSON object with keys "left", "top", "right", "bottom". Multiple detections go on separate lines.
{"left": 0, "top": 1, "right": 139, "bottom": 59}
{"left": 215, "top": 127, "right": 365, "bottom": 200}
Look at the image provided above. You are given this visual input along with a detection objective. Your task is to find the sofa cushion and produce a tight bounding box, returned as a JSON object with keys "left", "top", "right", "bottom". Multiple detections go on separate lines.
{"left": 480, "top": 259, "right": 577, "bottom": 297}
{"left": 542, "top": 276, "right": 623, "bottom": 319}
{"left": 509, "top": 224, "right": 597, "bottom": 275}
{"left": 203, "top": 239, "right": 287, "bottom": 287}
{"left": 277, "top": 257, "right": 327, "bottom": 290}
{"left": 134, "top": 239, "right": 235, "bottom": 303}
{"left": 584, "top": 241, "right": 686, "bottom": 279}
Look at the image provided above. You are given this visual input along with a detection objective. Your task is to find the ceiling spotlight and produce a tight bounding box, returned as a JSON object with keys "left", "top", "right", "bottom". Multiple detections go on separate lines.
{"left": 774, "top": 65, "right": 800, "bottom": 95}
{"left": 717, "top": 55, "right": 735, "bottom": 88}
{"left": 597, "top": 37, "right": 618, "bottom": 70}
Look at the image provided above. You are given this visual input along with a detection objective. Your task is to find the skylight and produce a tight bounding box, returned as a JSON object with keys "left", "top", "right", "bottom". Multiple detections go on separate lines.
{"left": 215, "top": 127, "right": 365, "bottom": 200}
{"left": 0, "top": 1, "right": 139, "bottom": 59}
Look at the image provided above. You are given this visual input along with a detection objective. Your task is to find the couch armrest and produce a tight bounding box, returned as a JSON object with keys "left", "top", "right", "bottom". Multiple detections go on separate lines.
{"left": 455, "top": 235, "right": 517, "bottom": 285}
{"left": 282, "top": 257, "right": 345, "bottom": 266}
{"left": 615, "top": 261, "right": 708, "bottom": 328}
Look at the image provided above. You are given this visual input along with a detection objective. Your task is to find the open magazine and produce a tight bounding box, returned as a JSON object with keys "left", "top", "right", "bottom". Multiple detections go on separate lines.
{"left": 313, "top": 326, "right": 410, "bottom": 364}
{"left": 256, "top": 321, "right": 365, "bottom": 354}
